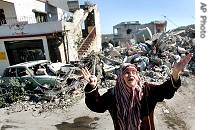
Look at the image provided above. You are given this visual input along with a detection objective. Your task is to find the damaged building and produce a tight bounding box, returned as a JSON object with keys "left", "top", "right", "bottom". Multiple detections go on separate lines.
{"left": 0, "top": 0, "right": 102, "bottom": 75}
{"left": 111, "top": 20, "right": 167, "bottom": 47}
{"left": 0, "top": 2, "right": 195, "bottom": 125}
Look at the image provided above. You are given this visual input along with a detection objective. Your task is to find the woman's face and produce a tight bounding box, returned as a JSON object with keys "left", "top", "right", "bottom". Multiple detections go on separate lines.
{"left": 122, "top": 69, "right": 138, "bottom": 88}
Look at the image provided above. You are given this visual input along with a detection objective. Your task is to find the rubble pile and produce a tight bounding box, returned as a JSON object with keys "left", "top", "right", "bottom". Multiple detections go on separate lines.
{"left": 0, "top": 62, "right": 86, "bottom": 114}
{"left": 0, "top": 25, "right": 195, "bottom": 115}
{"left": 99, "top": 25, "right": 195, "bottom": 86}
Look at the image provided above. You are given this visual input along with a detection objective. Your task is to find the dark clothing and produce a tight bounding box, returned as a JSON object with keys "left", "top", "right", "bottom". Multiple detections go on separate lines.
{"left": 84, "top": 77, "right": 181, "bottom": 130}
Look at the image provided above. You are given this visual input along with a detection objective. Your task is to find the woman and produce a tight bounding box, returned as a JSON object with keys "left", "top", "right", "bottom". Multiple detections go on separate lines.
{"left": 81, "top": 53, "right": 193, "bottom": 130}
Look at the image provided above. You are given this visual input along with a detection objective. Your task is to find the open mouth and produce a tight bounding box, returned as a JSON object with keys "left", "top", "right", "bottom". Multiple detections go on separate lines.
{"left": 128, "top": 77, "right": 135, "bottom": 81}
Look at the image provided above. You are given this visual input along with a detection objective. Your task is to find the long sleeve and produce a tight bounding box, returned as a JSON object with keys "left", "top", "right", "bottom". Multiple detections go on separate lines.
{"left": 144, "top": 76, "right": 181, "bottom": 102}
{"left": 84, "top": 84, "right": 113, "bottom": 113}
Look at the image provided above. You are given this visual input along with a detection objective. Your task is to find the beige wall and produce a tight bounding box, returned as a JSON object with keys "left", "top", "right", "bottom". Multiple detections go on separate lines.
{"left": 0, "top": 1, "right": 17, "bottom": 24}
{"left": 93, "top": 5, "right": 102, "bottom": 52}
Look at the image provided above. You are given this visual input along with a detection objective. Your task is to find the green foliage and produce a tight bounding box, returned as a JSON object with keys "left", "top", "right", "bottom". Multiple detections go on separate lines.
{"left": 0, "top": 78, "right": 32, "bottom": 108}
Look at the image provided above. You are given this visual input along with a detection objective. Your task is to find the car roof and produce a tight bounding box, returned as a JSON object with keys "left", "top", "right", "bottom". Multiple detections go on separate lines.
{"left": 7, "top": 60, "right": 50, "bottom": 68}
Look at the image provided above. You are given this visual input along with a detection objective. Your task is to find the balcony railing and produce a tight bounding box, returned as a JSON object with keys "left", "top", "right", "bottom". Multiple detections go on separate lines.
{"left": 3, "top": 16, "right": 37, "bottom": 25}
{"left": 0, "top": 15, "right": 73, "bottom": 26}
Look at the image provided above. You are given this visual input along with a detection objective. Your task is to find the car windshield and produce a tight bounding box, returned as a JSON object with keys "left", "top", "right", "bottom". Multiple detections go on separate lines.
{"left": 3, "top": 61, "right": 57, "bottom": 77}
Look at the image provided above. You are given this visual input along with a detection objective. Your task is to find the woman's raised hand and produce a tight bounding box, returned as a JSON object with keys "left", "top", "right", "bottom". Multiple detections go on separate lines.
{"left": 173, "top": 53, "right": 193, "bottom": 72}
{"left": 171, "top": 53, "right": 193, "bottom": 80}
{"left": 81, "top": 67, "right": 97, "bottom": 88}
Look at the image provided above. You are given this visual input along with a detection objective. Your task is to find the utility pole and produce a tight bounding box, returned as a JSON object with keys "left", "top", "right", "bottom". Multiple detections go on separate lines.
{"left": 162, "top": 15, "right": 178, "bottom": 28}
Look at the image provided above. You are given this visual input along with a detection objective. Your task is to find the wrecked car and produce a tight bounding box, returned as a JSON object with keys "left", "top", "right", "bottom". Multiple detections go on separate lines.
{"left": 0, "top": 60, "right": 65, "bottom": 89}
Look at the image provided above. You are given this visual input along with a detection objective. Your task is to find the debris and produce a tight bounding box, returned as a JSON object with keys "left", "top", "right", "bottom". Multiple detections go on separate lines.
{"left": 0, "top": 25, "right": 195, "bottom": 116}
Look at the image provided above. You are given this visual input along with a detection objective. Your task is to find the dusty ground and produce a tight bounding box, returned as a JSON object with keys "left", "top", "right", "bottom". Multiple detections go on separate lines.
{"left": 0, "top": 76, "right": 194, "bottom": 130}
